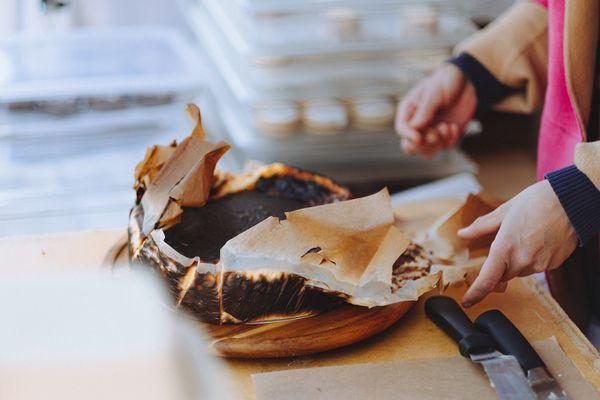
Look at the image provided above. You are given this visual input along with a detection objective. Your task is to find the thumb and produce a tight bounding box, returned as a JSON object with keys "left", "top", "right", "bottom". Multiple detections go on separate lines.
{"left": 409, "top": 93, "right": 443, "bottom": 130}
{"left": 458, "top": 207, "right": 504, "bottom": 240}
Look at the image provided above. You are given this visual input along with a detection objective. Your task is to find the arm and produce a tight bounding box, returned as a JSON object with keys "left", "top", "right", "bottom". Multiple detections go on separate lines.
{"left": 395, "top": 1, "right": 549, "bottom": 157}
{"left": 546, "top": 142, "right": 600, "bottom": 245}
{"left": 460, "top": 142, "right": 600, "bottom": 307}
{"left": 453, "top": 1, "right": 549, "bottom": 113}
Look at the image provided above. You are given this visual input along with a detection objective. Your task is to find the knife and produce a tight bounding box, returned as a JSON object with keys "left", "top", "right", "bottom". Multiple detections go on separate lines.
{"left": 425, "top": 296, "right": 536, "bottom": 400}
{"left": 475, "top": 310, "right": 570, "bottom": 400}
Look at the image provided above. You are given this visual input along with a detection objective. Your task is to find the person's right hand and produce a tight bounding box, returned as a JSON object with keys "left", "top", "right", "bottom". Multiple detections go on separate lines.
{"left": 395, "top": 63, "right": 477, "bottom": 158}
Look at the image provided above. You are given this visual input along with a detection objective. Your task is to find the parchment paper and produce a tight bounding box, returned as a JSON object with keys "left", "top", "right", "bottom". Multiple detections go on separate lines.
{"left": 133, "top": 140, "right": 177, "bottom": 191}
{"left": 220, "top": 189, "right": 421, "bottom": 307}
{"left": 423, "top": 193, "right": 499, "bottom": 261}
{"left": 138, "top": 105, "right": 230, "bottom": 234}
{"left": 252, "top": 336, "right": 599, "bottom": 400}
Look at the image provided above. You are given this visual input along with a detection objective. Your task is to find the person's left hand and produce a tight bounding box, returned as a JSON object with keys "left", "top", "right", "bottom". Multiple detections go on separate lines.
{"left": 457, "top": 180, "right": 578, "bottom": 307}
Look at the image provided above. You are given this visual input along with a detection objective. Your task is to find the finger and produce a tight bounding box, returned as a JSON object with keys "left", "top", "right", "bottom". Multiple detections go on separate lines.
{"left": 420, "top": 127, "right": 445, "bottom": 158}
{"left": 400, "top": 138, "right": 418, "bottom": 156}
{"left": 446, "top": 122, "right": 461, "bottom": 148}
{"left": 423, "top": 129, "right": 439, "bottom": 146}
{"left": 462, "top": 247, "right": 508, "bottom": 307}
{"left": 396, "top": 121, "right": 422, "bottom": 145}
{"left": 409, "top": 92, "right": 443, "bottom": 130}
{"left": 395, "top": 99, "right": 422, "bottom": 144}
{"left": 457, "top": 207, "right": 504, "bottom": 240}
{"left": 436, "top": 122, "right": 451, "bottom": 148}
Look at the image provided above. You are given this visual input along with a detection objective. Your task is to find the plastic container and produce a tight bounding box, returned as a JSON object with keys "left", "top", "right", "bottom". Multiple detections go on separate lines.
{"left": 201, "top": 0, "right": 475, "bottom": 59}
{"left": 0, "top": 27, "right": 201, "bottom": 122}
{"left": 198, "top": 36, "right": 398, "bottom": 140}
{"left": 187, "top": 0, "right": 455, "bottom": 98}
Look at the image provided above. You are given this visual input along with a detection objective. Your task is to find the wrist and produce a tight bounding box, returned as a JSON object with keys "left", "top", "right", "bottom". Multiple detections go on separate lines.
{"left": 545, "top": 165, "right": 600, "bottom": 246}
{"left": 448, "top": 53, "right": 514, "bottom": 111}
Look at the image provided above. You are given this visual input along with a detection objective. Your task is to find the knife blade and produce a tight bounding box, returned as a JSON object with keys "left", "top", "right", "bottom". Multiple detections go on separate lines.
{"left": 425, "top": 296, "right": 536, "bottom": 400}
{"left": 475, "top": 310, "right": 570, "bottom": 400}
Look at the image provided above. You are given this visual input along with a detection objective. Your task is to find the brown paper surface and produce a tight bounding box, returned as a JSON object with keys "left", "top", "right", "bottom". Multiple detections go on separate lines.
{"left": 139, "top": 105, "right": 230, "bottom": 234}
{"left": 252, "top": 336, "right": 598, "bottom": 400}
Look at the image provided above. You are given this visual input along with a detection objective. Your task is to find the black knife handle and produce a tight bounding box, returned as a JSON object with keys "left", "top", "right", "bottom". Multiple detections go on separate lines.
{"left": 425, "top": 296, "right": 496, "bottom": 358}
{"left": 475, "top": 309, "right": 544, "bottom": 372}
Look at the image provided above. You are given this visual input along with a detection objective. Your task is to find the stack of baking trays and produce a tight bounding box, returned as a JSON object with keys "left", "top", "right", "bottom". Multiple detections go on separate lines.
{"left": 0, "top": 27, "right": 218, "bottom": 236}
{"left": 182, "top": 0, "right": 478, "bottom": 184}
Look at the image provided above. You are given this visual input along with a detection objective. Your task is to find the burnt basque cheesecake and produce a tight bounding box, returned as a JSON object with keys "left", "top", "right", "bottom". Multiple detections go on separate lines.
{"left": 128, "top": 105, "right": 434, "bottom": 325}
{"left": 129, "top": 163, "right": 433, "bottom": 324}
{"left": 130, "top": 164, "right": 354, "bottom": 323}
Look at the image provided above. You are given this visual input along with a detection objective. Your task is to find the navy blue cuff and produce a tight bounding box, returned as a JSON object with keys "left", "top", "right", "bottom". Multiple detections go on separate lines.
{"left": 545, "top": 165, "right": 600, "bottom": 245}
{"left": 448, "top": 53, "right": 515, "bottom": 111}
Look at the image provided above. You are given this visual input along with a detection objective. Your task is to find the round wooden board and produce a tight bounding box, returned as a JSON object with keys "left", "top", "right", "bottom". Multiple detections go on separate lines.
{"left": 107, "top": 237, "right": 414, "bottom": 358}
{"left": 202, "top": 301, "right": 414, "bottom": 358}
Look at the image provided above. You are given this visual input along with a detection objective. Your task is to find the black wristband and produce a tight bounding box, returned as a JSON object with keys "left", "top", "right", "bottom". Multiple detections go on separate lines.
{"left": 448, "top": 53, "right": 516, "bottom": 112}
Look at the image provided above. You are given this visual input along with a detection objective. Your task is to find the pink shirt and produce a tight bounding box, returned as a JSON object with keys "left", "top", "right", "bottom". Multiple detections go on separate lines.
{"left": 536, "top": 0, "right": 583, "bottom": 180}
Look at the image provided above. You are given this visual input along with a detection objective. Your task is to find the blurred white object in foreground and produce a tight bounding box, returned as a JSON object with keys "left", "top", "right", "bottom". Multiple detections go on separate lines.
{"left": 0, "top": 272, "right": 234, "bottom": 400}
{"left": 390, "top": 172, "right": 482, "bottom": 206}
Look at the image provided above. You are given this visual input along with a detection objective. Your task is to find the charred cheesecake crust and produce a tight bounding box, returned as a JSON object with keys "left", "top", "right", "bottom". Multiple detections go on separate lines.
{"left": 219, "top": 271, "right": 342, "bottom": 323}
{"left": 128, "top": 165, "right": 349, "bottom": 324}
{"left": 391, "top": 243, "right": 432, "bottom": 293}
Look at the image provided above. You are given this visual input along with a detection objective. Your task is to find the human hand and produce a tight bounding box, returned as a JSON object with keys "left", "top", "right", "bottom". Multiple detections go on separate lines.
{"left": 395, "top": 63, "right": 477, "bottom": 158}
{"left": 458, "top": 180, "right": 578, "bottom": 307}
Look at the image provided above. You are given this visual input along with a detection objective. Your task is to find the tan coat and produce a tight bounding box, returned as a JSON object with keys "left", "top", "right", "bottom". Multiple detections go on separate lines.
{"left": 456, "top": 0, "right": 600, "bottom": 190}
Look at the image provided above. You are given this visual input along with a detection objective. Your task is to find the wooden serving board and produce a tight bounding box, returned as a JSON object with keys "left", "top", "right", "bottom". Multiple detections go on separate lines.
{"left": 201, "top": 301, "right": 414, "bottom": 358}
{"left": 107, "top": 238, "right": 414, "bottom": 359}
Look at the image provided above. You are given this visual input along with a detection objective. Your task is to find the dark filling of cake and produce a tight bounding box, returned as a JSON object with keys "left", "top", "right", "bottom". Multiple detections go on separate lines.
{"left": 163, "top": 176, "right": 338, "bottom": 262}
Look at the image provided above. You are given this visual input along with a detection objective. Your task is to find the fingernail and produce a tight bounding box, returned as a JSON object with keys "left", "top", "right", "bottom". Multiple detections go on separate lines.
{"left": 462, "top": 301, "right": 472, "bottom": 308}
{"left": 424, "top": 132, "right": 437, "bottom": 144}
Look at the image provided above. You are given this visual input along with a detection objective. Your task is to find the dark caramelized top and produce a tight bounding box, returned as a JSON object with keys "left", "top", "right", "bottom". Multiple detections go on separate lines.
{"left": 163, "top": 175, "right": 340, "bottom": 262}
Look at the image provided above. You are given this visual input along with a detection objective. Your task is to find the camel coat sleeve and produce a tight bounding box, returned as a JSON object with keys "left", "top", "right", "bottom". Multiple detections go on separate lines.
{"left": 454, "top": 1, "right": 549, "bottom": 114}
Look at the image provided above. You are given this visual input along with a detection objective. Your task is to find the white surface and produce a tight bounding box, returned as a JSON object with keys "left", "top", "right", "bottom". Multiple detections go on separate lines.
{"left": 390, "top": 172, "right": 483, "bottom": 205}
{"left": 0, "top": 272, "right": 236, "bottom": 400}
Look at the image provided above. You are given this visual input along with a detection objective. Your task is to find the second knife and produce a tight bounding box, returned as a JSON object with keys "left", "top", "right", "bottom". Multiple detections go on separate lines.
{"left": 425, "top": 296, "right": 536, "bottom": 400}
{"left": 475, "top": 309, "right": 570, "bottom": 400}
